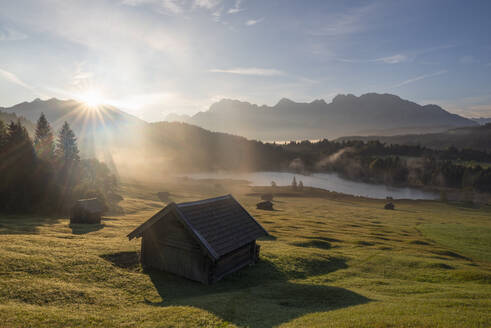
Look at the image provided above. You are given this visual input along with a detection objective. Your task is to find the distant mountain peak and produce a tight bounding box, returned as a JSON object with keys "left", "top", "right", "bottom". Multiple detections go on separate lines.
{"left": 184, "top": 92, "right": 477, "bottom": 140}
{"left": 310, "top": 99, "right": 327, "bottom": 105}
{"left": 276, "top": 98, "right": 296, "bottom": 106}
{"left": 332, "top": 93, "right": 358, "bottom": 103}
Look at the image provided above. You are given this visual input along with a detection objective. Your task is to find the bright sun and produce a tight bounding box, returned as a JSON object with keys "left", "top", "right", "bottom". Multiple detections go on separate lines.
{"left": 78, "top": 90, "right": 105, "bottom": 108}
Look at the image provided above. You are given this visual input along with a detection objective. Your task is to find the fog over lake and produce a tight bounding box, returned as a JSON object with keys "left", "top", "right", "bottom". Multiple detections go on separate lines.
{"left": 184, "top": 171, "right": 439, "bottom": 200}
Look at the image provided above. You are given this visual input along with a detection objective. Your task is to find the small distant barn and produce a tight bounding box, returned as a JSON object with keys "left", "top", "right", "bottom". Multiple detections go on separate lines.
{"left": 384, "top": 202, "right": 395, "bottom": 210}
{"left": 256, "top": 200, "right": 274, "bottom": 210}
{"left": 70, "top": 198, "right": 104, "bottom": 224}
{"left": 127, "top": 194, "right": 269, "bottom": 284}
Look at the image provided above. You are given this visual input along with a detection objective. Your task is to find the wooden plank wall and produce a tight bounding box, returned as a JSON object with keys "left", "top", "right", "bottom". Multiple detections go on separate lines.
{"left": 142, "top": 212, "right": 210, "bottom": 283}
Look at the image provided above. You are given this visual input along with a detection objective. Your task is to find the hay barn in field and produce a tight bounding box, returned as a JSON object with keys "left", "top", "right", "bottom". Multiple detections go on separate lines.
{"left": 70, "top": 198, "right": 104, "bottom": 224}
{"left": 127, "top": 194, "right": 268, "bottom": 284}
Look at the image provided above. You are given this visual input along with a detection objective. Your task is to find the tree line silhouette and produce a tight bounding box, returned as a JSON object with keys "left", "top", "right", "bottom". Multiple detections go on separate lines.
{"left": 0, "top": 114, "right": 118, "bottom": 214}
{"left": 283, "top": 139, "right": 491, "bottom": 193}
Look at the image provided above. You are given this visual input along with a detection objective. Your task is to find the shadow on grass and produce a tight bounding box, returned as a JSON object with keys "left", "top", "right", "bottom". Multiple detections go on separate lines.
{"left": 70, "top": 223, "right": 104, "bottom": 234}
{"left": 140, "top": 256, "right": 368, "bottom": 327}
{"left": 0, "top": 215, "right": 61, "bottom": 235}
{"left": 100, "top": 251, "right": 141, "bottom": 271}
{"left": 290, "top": 239, "right": 332, "bottom": 249}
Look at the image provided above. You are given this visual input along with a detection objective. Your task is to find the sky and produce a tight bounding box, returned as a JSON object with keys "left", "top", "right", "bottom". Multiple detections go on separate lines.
{"left": 0, "top": 0, "right": 490, "bottom": 121}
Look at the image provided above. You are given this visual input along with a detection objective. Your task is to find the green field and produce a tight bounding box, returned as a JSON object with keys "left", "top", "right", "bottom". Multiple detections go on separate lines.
{"left": 0, "top": 178, "right": 490, "bottom": 327}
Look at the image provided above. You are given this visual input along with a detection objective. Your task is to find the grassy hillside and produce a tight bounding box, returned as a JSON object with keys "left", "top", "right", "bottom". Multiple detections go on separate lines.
{"left": 0, "top": 178, "right": 490, "bottom": 327}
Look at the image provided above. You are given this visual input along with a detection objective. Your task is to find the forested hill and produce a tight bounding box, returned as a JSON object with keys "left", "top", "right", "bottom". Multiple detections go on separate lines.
{"left": 337, "top": 124, "right": 491, "bottom": 152}
{"left": 0, "top": 110, "right": 34, "bottom": 133}
{"left": 166, "top": 93, "right": 476, "bottom": 140}
{"left": 142, "top": 122, "right": 294, "bottom": 172}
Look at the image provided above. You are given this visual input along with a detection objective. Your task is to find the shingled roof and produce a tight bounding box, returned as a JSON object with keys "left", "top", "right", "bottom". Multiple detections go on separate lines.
{"left": 74, "top": 198, "right": 104, "bottom": 213}
{"left": 127, "top": 194, "right": 268, "bottom": 260}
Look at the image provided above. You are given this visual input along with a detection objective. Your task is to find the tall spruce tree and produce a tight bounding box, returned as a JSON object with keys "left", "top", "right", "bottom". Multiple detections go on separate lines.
{"left": 1, "top": 120, "right": 36, "bottom": 211}
{"left": 34, "top": 113, "right": 55, "bottom": 160}
{"left": 56, "top": 121, "right": 80, "bottom": 163}
{"left": 291, "top": 176, "right": 297, "bottom": 190}
{"left": 0, "top": 120, "right": 6, "bottom": 151}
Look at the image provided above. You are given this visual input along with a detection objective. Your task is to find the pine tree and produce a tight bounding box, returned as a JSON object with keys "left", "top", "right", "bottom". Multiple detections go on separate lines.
{"left": 291, "top": 176, "right": 297, "bottom": 190}
{"left": 6, "top": 120, "right": 34, "bottom": 154}
{"left": 56, "top": 121, "right": 80, "bottom": 163}
{"left": 0, "top": 120, "right": 6, "bottom": 151}
{"left": 34, "top": 113, "right": 55, "bottom": 160}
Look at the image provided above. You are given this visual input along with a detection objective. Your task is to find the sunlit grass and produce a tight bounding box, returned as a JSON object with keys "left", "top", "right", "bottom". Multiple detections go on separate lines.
{"left": 0, "top": 177, "right": 490, "bottom": 327}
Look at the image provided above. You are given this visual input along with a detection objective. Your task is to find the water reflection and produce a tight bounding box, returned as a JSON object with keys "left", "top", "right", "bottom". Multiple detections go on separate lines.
{"left": 184, "top": 171, "right": 439, "bottom": 200}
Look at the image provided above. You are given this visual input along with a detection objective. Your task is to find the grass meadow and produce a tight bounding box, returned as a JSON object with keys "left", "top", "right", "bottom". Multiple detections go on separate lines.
{"left": 0, "top": 177, "right": 490, "bottom": 327}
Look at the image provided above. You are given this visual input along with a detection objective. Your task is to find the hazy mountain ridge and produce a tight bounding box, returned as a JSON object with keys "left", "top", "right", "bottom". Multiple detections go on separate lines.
{"left": 337, "top": 123, "right": 491, "bottom": 152}
{"left": 0, "top": 98, "right": 145, "bottom": 133}
{"left": 0, "top": 98, "right": 293, "bottom": 173}
{"left": 471, "top": 117, "right": 491, "bottom": 125}
{"left": 167, "top": 93, "right": 477, "bottom": 140}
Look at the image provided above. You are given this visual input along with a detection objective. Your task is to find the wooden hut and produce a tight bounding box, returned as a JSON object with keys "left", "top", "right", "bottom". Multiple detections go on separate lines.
{"left": 70, "top": 198, "right": 104, "bottom": 224}
{"left": 127, "top": 194, "right": 269, "bottom": 284}
{"left": 384, "top": 202, "right": 395, "bottom": 210}
{"left": 256, "top": 200, "right": 274, "bottom": 210}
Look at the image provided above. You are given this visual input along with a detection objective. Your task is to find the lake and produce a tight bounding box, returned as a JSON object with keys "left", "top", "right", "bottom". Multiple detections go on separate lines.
{"left": 183, "top": 171, "right": 439, "bottom": 200}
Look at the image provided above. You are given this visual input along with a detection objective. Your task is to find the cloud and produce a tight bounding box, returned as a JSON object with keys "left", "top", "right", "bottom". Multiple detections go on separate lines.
{"left": 121, "top": 0, "right": 184, "bottom": 14}
{"left": 228, "top": 0, "right": 244, "bottom": 14}
{"left": 193, "top": 0, "right": 222, "bottom": 9}
{"left": 245, "top": 18, "right": 263, "bottom": 26}
{"left": 338, "top": 53, "right": 408, "bottom": 64}
{"left": 211, "top": 6, "right": 224, "bottom": 22}
{"left": 0, "top": 68, "right": 31, "bottom": 89}
{"left": 0, "top": 27, "right": 27, "bottom": 41}
{"left": 209, "top": 67, "right": 284, "bottom": 76}
{"left": 392, "top": 70, "right": 448, "bottom": 88}
{"left": 308, "top": 3, "right": 378, "bottom": 37}
{"left": 376, "top": 54, "right": 407, "bottom": 64}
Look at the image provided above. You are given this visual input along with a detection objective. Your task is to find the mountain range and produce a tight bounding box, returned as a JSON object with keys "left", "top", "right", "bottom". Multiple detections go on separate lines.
{"left": 166, "top": 93, "right": 477, "bottom": 140}
{"left": 1, "top": 94, "right": 488, "bottom": 175}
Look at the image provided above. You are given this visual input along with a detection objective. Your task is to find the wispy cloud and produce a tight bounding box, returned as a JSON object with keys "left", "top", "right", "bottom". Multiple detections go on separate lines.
{"left": 245, "top": 18, "right": 263, "bottom": 26}
{"left": 376, "top": 54, "right": 407, "bottom": 64}
{"left": 308, "top": 3, "right": 378, "bottom": 37}
{"left": 0, "top": 27, "right": 27, "bottom": 41}
{"left": 0, "top": 68, "right": 31, "bottom": 89}
{"left": 338, "top": 53, "right": 408, "bottom": 64}
{"left": 121, "top": 0, "right": 184, "bottom": 14}
{"left": 211, "top": 6, "right": 224, "bottom": 22}
{"left": 392, "top": 70, "right": 448, "bottom": 88}
{"left": 193, "top": 0, "right": 222, "bottom": 9}
{"left": 209, "top": 67, "right": 284, "bottom": 76}
{"left": 228, "top": 0, "right": 244, "bottom": 14}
